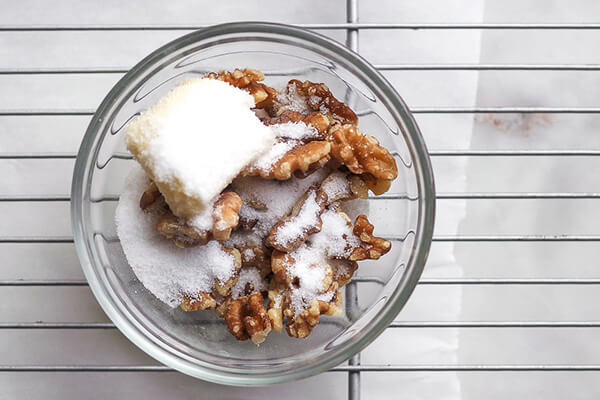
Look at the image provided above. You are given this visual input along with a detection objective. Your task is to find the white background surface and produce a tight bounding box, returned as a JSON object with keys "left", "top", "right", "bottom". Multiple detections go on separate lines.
{"left": 2, "top": 0, "right": 600, "bottom": 398}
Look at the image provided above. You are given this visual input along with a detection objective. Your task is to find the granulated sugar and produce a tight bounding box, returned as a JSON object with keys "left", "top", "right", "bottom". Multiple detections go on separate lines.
{"left": 284, "top": 205, "right": 361, "bottom": 315}
{"left": 275, "top": 82, "right": 310, "bottom": 114}
{"left": 273, "top": 189, "right": 322, "bottom": 248}
{"left": 249, "top": 139, "right": 298, "bottom": 174}
{"left": 321, "top": 171, "right": 352, "bottom": 201}
{"left": 231, "top": 268, "right": 267, "bottom": 299}
{"left": 228, "top": 168, "right": 330, "bottom": 240}
{"left": 271, "top": 121, "right": 319, "bottom": 141}
{"left": 115, "top": 164, "right": 238, "bottom": 307}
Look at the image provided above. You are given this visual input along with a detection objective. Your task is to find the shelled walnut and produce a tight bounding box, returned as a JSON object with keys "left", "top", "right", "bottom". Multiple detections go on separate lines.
{"left": 330, "top": 124, "right": 398, "bottom": 181}
{"left": 225, "top": 292, "right": 272, "bottom": 344}
{"left": 349, "top": 215, "right": 392, "bottom": 261}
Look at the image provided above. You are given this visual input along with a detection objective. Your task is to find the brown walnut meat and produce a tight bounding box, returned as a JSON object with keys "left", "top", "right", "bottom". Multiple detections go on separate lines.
{"left": 330, "top": 124, "right": 398, "bottom": 180}
{"left": 214, "top": 247, "right": 242, "bottom": 297}
{"left": 266, "top": 187, "right": 328, "bottom": 252}
{"left": 204, "top": 68, "right": 277, "bottom": 108}
{"left": 155, "top": 214, "right": 209, "bottom": 248}
{"left": 225, "top": 292, "right": 272, "bottom": 344}
{"left": 263, "top": 110, "right": 330, "bottom": 139}
{"left": 281, "top": 80, "right": 358, "bottom": 125}
{"left": 180, "top": 291, "right": 217, "bottom": 311}
{"left": 212, "top": 192, "right": 242, "bottom": 241}
{"left": 245, "top": 140, "right": 332, "bottom": 180}
{"left": 330, "top": 259, "right": 358, "bottom": 287}
{"left": 153, "top": 191, "right": 242, "bottom": 247}
{"left": 285, "top": 288, "right": 342, "bottom": 339}
{"left": 320, "top": 171, "right": 369, "bottom": 205}
{"left": 240, "top": 246, "right": 272, "bottom": 279}
{"left": 349, "top": 215, "right": 392, "bottom": 261}
{"left": 139, "top": 182, "right": 162, "bottom": 210}
{"left": 361, "top": 173, "right": 392, "bottom": 196}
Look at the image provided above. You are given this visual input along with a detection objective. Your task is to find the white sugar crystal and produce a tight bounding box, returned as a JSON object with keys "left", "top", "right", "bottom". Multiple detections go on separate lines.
{"left": 249, "top": 140, "right": 297, "bottom": 173}
{"left": 321, "top": 171, "right": 351, "bottom": 201}
{"left": 271, "top": 121, "right": 319, "bottom": 141}
{"left": 231, "top": 268, "right": 267, "bottom": 299}
{"left": 228, "top": 168, "right": 330, "bottom": 240}
{"left": 273, "top": 190, "right": 322, "bottom": 248}
{"left": 188, "top": 196, "right": 216, "bottom": 232}
{"left": 115, "top": 165, "right": 238, "bottom": 307}
{"left": 276, "top": 82, "right": 310, "bottom": 114}
{"left": 125, "top": 78, "right": 275, "bottom": 218}
{"left": 284, "top": 205, "right": 361, "bottom": 316}
{"left": 242, "top": 248, "right": 255, "bottom": 259}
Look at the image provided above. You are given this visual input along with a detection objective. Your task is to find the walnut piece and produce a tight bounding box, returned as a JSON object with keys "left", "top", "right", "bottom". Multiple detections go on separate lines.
{"left": 283, "top": 80, "right": 358, "bottom": 125}
{"left": 349, "top": 215, "right": 392, "bottom": 261}
{"left": 245, "top": 140, "right": 331, "bottom": 180}
{"left": 153, "top": 191, "right": 242, "bottom": 247}
{"left": 320, "top": 171, "right": 369, "bottom": 205}
{"left": 240, "top": 246, "right": 272, "bottom": 279}
{"left": 285, "top": 288, "right": 342, "bottom": 338}
{"left": 225, "top": 292, "right": 272, "bottom": 344}
{"left": 204, "top": 68, "right": 277, "bottom": 109}
{"left": 212, "top": 192, "right": 242, "bottom": 241}
{"left": 139, "top": 182, "right": 162, "bottom": 210}
{"left": 155, "top": 213, "right": 209, "bottom": 248}
{"left": 330, "top": 259, "right": 358, "bottom": 287}
{"left": 263, "top": 110, "right": 330, "bottom": 139}
{"left": 214, "top": 247, "right": 242, "bottom": 297}
{"left": 267, "top": 285, "right": 285, "bottom": 332}
{"left": 266, "top": 186, "right": 328, "bottom": 252}
{"left": 330, "top": 124, "right": 398, "bottom": 180}
{"left": 180, "top": 291, "right": 217, "bottom": 311}
{"left": 361, "top": 173, "right": 392, "bottom": 195}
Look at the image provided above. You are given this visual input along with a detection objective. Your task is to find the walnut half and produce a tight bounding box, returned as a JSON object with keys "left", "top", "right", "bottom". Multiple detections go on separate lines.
{"left": 225, "top": 292, "right": 272, "bottom": 344}
{"left": 349, "top": 215, "right": 392, "bottom": 261}
{"left": 266, "top": 186, "right": 328, "bottom": 252}
{"left": 330, "top": 124, "right": 398, "bottom": 181}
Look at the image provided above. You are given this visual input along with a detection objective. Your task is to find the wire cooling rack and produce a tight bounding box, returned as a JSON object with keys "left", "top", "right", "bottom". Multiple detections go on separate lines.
{"left": 3, "top": 0, "right": 600, "bottom": 398}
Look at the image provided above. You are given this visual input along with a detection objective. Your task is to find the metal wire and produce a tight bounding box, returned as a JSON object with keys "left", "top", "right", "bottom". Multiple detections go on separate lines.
{"left": 3, "top": 4, "right": 600, "bottom": 399}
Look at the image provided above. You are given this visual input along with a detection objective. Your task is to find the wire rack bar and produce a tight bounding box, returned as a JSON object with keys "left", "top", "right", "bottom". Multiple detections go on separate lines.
{"left": 2, "top": 278, "right": 600, "bottom": 286}
{"left": 4, "top": 107, "right": 600, "bottom": 116}
{"left": 5, "top": 235, "right": 600, "bottom": 243}
{"left": 388, "top": 321, "right": 600, "bottom": 328}
{"left": 0, "top": 322, "right": 115, "bottom": 329}
{"left": 4, "top": 150, "right": 600, "bottom": 160}
{"left": 345, "top": 2, "right": 361, "bottom": 398}
{"left": 1, "top": 364, "right": 600, "bottom": 372}
{"left": 2, "top": 23, "right": 600, "bottom": 31}
{"left": 376, "top": 64, "right": 600, "bottom": 71}
{"left": 6, "top": 193, "right": 600, "bottom": 202}
{"left": 2, "top": 321, "right": 600, "bottom": 329}
{"left": 5, "top": 64, "right": 600, "bottom": 75}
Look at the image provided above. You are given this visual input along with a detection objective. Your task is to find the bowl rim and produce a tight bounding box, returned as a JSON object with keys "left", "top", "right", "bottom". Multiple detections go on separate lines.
{"left": 71, "top": 21, "right": 436, "bottom": 386}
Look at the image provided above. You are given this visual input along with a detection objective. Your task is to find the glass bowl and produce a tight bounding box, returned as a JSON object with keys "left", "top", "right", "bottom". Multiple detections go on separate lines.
{"left": 71, "top": 22, "right": 435, "bottom": 386}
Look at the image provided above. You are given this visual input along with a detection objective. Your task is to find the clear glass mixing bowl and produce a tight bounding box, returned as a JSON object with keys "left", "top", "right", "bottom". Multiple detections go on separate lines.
{"left": 71, "top": 22, "right": 435, "bottom": 386}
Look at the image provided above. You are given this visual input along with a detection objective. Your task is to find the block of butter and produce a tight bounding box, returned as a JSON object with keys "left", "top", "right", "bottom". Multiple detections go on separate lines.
{"left": 125, "top": 78, "right": 275, "bottom": 218}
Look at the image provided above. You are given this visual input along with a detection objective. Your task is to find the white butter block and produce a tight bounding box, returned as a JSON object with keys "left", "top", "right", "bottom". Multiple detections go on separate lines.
{"left": 125, "top": 78, "right": 275, "bottom": 218}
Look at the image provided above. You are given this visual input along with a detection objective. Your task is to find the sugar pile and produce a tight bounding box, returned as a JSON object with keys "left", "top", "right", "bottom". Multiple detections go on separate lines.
{"left": 115, "top": 164, "right": 239, "bottom": 307}
{"left": 231, "top": 268, "right": 267, "bottom": 299}
{"left": 275, "top": 82, "right": 310, "bottom": 114}
{"left": 272, "top": 189, "right": 323, "bottom": 248}
{"left": 226, "top": 168, "right": 331, "bottom": 247}
{"left": 247, "top": 122, "right": 318, "bottom": 175}
{"left": 249, "top": 140, "right": 298, "bottom": 173}
{"left": 125, "top": 78, "right": 275, "bottom": 218}
{"left": 321, "top": 171, "right": 352, "bottom": 201}
{"left": 272, "top": 121, "right": 320, "bottom": 141}
{"left": 284, "top": 206, "right": 362, "bottom": 316}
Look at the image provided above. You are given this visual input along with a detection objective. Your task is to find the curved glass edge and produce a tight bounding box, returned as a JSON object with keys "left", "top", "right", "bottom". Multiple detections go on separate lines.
{"left": 71, "top": 21, "right": 436, "bottom": 386}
